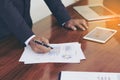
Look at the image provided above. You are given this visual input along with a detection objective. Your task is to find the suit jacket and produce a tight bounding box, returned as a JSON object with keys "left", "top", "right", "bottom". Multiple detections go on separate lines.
{"left": 0, "top": 0, "right": 71, "bottom": 45}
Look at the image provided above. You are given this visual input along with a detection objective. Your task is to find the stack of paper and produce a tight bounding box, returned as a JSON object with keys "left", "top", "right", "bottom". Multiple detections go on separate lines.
{"left": 60, "top": 71, "right": 120, "bottom": 80}
{"left": 19, "top": 42, "right": 85, "bottom": 64}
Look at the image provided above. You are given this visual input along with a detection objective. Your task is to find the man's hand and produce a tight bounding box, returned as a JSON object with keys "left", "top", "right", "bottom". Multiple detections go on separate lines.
{"left": 64, "top": 19, "right": 88, "bottom": 31}
{"left": 29, "top": 36, "right": 51, "bottom": 53}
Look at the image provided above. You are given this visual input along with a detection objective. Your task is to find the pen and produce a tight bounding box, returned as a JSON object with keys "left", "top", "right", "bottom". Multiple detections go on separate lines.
{"left": 33, "top": 40, "right": 53, "bottom": 49}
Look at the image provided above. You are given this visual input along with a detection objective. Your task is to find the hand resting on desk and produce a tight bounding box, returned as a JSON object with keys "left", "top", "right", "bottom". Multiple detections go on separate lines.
{"left": 64, "top": 19, "right": 88, "bottom": 31}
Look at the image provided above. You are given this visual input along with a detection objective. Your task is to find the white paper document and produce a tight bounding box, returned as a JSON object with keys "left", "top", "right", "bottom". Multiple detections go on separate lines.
{"left": 60, "top": 71, "right": 120, "bottom": 80}
{"left": 19, "top": 42, "right": 85, "bottom": 64}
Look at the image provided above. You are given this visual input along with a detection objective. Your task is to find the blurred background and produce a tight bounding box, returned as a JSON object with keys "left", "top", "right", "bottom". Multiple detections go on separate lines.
{"left": 30, "top": 0, "right": 80, "bottom": 23}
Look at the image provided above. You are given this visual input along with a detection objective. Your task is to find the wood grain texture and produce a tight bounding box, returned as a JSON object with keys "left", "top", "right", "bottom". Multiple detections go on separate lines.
{"left": 1, "top": 0, "right": 120, "bottom": 80}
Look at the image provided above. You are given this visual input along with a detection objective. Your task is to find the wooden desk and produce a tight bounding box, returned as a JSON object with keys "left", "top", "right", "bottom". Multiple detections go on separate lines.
{"left": 1, "top": 0, "right": 120, "bottom": 80}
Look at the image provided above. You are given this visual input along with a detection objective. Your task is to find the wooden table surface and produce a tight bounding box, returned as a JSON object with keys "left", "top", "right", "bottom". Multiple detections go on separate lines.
{"left": 1, "top": 0, "right": 120, "bottom": 80}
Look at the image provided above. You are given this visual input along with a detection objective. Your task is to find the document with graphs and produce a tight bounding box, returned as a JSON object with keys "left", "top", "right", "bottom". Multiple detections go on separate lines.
{"left": 19, "top": 42, "right": 85, "bottom": 64}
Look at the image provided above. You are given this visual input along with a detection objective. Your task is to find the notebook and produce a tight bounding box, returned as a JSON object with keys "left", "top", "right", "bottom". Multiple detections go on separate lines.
{"left": 73, "top": 0, "right": 120, "bottom": 20}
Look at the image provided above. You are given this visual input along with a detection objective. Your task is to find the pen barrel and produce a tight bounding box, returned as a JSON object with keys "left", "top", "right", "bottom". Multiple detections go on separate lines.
{"left": 34, "top": 40, "right": 53, "bottom": 49}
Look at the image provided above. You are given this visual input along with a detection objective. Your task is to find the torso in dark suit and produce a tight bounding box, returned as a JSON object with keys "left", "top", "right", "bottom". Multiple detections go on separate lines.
{"left": 0, "top": 0, "right": 71, "bottom": 45}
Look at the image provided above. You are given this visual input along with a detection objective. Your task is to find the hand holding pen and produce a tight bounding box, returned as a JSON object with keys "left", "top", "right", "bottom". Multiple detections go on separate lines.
{"left": 29, "top": 36, "right": 52, "bottom": 53}
{"left": 33, "top": 40, "right": 53, "bottom": 49}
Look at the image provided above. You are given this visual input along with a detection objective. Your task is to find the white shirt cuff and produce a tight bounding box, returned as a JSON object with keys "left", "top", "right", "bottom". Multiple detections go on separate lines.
{"left": 25, "top": 35, "right": 35, "bottom": 45}
{"left": 62, "top": 22, "right": 66, "bottom": 26}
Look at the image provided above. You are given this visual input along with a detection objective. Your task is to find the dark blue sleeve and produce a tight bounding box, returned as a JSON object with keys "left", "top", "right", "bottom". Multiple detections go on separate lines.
{"left": 44, "top": 0, "right": 71, "bottom": 25}
{"left": 0, "top": 0, "right": 34, "bottom": 45}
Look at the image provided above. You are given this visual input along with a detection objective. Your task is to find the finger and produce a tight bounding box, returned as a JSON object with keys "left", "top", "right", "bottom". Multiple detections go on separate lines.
{"left": 80, "top": 20, "right": 88, "bottom": 29}
{"left": 75, "top": 23, "right": 86, "bottom": 30}
{"left": 65, "top": 22, "right": 77, "bottom": 31}
{"left": 71, "top": 26, "right": 77, "bottom": 31}
{"left": 64, "top": 24, "right": 76, "bottom": 31}
{"left": 41, "top": 37, "right": 49, "bottom": 44}
{"left": 81, "top": 23, "right": 88, "bottom": 30}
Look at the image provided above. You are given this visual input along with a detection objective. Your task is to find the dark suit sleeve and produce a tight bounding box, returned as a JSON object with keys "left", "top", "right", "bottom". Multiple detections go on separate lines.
{"left": 44, "top": 0, "right": 71, "bottom": 25}
{"left": 0, "top": 0, "right": 34, "bottom": 45}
